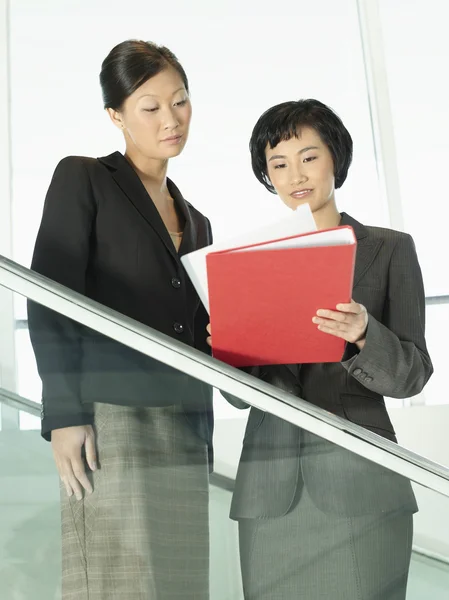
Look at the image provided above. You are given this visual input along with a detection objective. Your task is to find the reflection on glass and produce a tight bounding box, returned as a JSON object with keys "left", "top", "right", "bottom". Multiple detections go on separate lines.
{"left": 2, "top": 284, "right": 449, "bottom": 599}
{"left": 212, "top": 407, "right": 449, "bottom": 600}
{"left": 25, "top": 291, "right": 213, "bottom": 599}
{"left": 222, "top": 377, "right": 418, "bottom": 600}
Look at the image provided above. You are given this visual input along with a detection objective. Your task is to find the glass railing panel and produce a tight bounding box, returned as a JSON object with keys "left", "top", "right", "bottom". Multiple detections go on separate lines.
{"left": 0, "top": 396, "right": 61, "bottom": 600}
{"left": 211, "top": 413, "right": 449, "bottom": 600}
{"left": 0, "top": 282, "right": 41, "bottom": 430}
{"left": 3, "top": 386, "right": 449, "bottom": 600}
{"left": 1, "top": 283, "right": 218, "bottom": 599}
{"left": 1, "top": 266, "right": 449, "bottom": 599}
{"left": 15, "top": 323, "right": 42, "bottom": 430}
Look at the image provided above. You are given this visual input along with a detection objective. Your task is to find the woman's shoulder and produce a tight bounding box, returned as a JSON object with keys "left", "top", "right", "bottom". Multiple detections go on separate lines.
{"left": 365, "top": 224, "right": 414, "bottom": 251}
{"left": 51, "top": 155, "right": 116, "bottom": 193}
{"left": 364, "top": 224, "right": 418, "bottom": 265}
{"left": 52, "top": 155, "right": 99, "bottom": 177}
{"left": 343, "top": 213, "right": 414, "bottom": 251}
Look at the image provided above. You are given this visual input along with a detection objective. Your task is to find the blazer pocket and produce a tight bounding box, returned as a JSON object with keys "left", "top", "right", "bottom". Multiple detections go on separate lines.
{"left": 244, "top": 408, "right": 266, "bottom": 439}
{"left": 340, "top": 393, "right": 395, "bottom": 435}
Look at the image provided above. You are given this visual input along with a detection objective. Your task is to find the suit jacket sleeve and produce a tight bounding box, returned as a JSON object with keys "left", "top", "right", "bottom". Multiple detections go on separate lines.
{"left": 342, "top": 233, "right": 433, "bottom": 398}
{"left": 28, "top": 157, "right": 96, "bottom": 440}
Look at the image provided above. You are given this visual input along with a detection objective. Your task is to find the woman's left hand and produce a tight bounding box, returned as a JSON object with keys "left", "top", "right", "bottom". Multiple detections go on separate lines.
{"left": 312, "top": 300, "right": 368, "bottom": 349}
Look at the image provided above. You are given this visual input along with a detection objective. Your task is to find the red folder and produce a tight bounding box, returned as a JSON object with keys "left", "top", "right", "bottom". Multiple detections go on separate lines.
{"left": 206, "top": 226, "right": 357, "bottom": 367}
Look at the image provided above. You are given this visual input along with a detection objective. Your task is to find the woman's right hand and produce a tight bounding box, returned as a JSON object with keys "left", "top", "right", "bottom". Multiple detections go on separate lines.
{"left": 206, "top": 323, "right": 212, "bottom": 347}
{"left": 51, "top": 425, "right": 97, "bottom": 500}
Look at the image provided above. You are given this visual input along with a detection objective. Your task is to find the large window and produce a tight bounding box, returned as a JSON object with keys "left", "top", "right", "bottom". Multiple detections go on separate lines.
{"left": 378, "top": 0, "right": 449, "bottom": 297}
{"left": 378, "top": 0, "right": 449, "bottom": 405}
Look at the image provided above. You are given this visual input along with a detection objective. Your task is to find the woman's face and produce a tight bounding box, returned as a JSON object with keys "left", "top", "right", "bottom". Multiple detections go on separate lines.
{"left": 109, "top": 67, "right": 192, "bottom": 160}
{"left": 265, "top": 126, "right": 336, "bottom": 212}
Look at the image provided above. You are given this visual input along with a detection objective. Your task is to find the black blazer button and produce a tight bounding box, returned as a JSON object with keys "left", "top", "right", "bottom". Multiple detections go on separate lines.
{"left": 173, "top": 322, "right": 184, "bottom": 334}
{"left": 171, "top": 277, "right": 181, "bottom": 289}
{"left": 353, "top": 368, "right": 362, "bottom": 376}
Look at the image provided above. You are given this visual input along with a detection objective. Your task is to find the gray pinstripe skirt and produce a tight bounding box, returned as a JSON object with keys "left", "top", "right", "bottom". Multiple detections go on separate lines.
{"left": 60, "top": 402, "right": 210, "bottom": 600}
{"left": 238, "top": 484, "right": 413, "bottom": 600}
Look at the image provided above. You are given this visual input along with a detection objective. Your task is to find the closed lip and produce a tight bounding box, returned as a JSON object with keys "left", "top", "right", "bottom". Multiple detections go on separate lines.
{"left": 161, "top": 134, "right": 183, "bottom": 142}
{"left": 290, "top": 188, "right": 313, "bottom": 197}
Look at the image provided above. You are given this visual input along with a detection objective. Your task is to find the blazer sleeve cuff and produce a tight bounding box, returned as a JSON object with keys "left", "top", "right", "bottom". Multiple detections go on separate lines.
{"left": 340, "top": 314, "right": 431, "bottom": 398}
{"left": 41, "top": 411, "right": 95, "bottom": 441}
{"left": 340, "top": 314, "right": 385, "bottom": 383}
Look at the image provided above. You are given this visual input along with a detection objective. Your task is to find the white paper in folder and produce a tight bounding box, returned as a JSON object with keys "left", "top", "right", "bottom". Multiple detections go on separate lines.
{"left": 181, "top": 203, "right": 317, "bottom": 313}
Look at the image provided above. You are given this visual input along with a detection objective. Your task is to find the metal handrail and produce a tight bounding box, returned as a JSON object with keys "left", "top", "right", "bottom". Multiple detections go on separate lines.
{"left": 2, "top": 253, "right": 449, "bottom": 497}
{"left": 425, "top": 295, "right": 449, "bottom": 305}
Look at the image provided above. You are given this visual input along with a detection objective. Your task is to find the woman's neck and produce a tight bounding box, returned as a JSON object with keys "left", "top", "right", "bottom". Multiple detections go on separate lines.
{"left": 124, "top": 149, "right": 169, "bottom": 196}
{"left": 124, "top": 147, "right": 181, "bottom": 231}
{"left": 312, "top": 198, "right": 341, "bottom": 230}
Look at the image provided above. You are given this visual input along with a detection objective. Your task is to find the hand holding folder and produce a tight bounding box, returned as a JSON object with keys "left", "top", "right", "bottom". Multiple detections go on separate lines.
{"left": 206, "top": 226, "right": 357, "bottom": 367}
{"left": 181, "top": 205, "right": 357, "bottom": 367}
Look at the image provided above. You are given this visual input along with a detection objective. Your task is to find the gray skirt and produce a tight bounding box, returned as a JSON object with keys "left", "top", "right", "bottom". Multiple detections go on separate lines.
{"left": 238, "top": 483, "right": 413, "bottom": 600}
{"left": 60, "top": 402, "right": 210, "bottom": 600}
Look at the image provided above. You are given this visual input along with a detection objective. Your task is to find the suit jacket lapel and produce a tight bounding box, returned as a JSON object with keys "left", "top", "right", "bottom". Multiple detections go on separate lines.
{"left": 340, "top": 213, "right": 383, "bottom": 286}
{"left": 98, "top": 152, "right": 196, "bottom": 262}
{"left": 168, "top": 179, "right": 198, "bottom": 257}
{"left": 285, "top": 363, "right": 300, "bottom": 379}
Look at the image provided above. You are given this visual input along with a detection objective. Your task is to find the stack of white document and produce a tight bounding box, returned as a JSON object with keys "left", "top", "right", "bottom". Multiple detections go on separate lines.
{"left": 181, "top": 204, "right": 317, "bottom": 313}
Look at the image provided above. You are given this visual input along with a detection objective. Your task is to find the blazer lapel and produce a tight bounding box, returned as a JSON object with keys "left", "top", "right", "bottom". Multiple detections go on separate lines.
{"left": 168, "top": 179, "right": 198, "bottom": 257}
{"left": 285, "top": 363, "right": 300, "bottom": 379}
{"left": 98, "top": 152, "right": 195, "bottom": 262}
{"left": 340, "top": 213, "right": 383, "bottom": 286}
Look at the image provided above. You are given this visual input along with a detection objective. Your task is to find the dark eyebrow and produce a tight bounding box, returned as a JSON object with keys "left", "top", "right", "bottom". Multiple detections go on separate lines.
{"left": 268, "top": 145, "right": 320, "bottom": 162}
{"left": 137, "top": 87, "right": 185, "bottom": 100}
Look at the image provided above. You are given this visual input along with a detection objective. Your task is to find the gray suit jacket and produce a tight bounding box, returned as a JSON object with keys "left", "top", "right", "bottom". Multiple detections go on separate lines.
{"left": 229, "top": 213, "right": 432, "bottom": 520}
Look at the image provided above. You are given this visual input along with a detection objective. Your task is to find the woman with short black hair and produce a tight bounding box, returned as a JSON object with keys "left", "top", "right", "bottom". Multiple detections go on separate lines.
{"left": 28, "top": 40, "right": 212, "bottom": 599}
{"left": 228, "top": 99, "right": 432, "bottom": 600}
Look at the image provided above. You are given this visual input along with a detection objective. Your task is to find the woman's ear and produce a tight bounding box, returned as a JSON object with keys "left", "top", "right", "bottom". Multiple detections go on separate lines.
{"left": 107, "top": 108, "right": 125, "bottom": 131}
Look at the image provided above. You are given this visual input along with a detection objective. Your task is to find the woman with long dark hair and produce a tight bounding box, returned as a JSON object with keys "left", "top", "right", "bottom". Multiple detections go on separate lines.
{"left": 28, "top": 40, "right": 212, "bottom": 599}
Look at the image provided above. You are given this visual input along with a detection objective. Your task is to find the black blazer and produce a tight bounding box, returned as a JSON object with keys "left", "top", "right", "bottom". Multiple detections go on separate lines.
{"left": 229, "top": 213, "right": 433, "bottom": 519}
{"left": 28, "top": 151, "right": 213, "bottom": 452}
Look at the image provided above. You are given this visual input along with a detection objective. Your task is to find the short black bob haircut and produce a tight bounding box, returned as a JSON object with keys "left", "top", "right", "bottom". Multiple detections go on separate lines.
{"left": 250, "top": 99, "right": 353, "bottom": 194}
{"left": 100, "top": 39, "right": 189, "bottom": 111}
